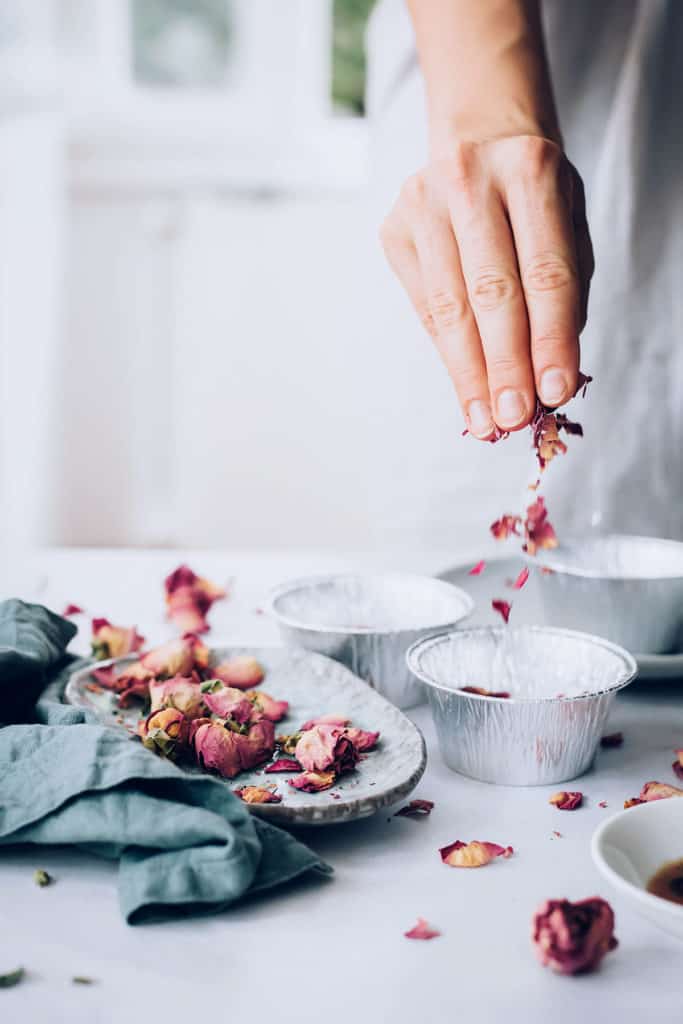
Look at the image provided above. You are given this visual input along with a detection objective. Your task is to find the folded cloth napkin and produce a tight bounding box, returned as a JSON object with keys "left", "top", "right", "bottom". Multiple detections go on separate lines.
{"left": 0, "top": 600, "right": 331, "bottom": 923}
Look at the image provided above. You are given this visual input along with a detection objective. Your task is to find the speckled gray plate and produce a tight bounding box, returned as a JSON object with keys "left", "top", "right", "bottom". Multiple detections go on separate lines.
{"left": 65, "top": 645, "right": 427, "bottom": 826}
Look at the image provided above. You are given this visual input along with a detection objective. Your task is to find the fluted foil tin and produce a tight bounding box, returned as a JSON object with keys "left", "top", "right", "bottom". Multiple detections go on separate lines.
{"left": 407, "top": 626, "right": 637, "bottom": 786}
{"left": 529, "top": 535, "right": 683, "bottom": 654}
{"left": 268, "top": 573, "right": 474, "bottom": 709}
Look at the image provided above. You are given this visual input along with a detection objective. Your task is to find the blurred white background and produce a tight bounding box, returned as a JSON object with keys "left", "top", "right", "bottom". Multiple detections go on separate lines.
{"left": 0, "top": 0, "right": 528, "bottom": 563}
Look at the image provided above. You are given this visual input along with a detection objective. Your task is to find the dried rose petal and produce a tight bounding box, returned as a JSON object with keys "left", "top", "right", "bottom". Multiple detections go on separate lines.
{"left": 575, "top": 371, "right": 593, "bottom": 397}
{"left": 439, "top": 840, "right": 513, "bottom": 868}
{"left": 638, "top": 780, "right": 683, "bottom": 802}
{"left": 510, "top": 567, "right": 530, "bottom": 590}
{"left": 248, "top": 690, "right": 289, "bottom": 724}
{"left": 491, "top": 599, "right": 512, "bottom": 624}
{"left": 138, "top": 707, "right": 189, "bottom": 760}
{"left": 600, "top": 732, "right": 624, "bottom": 749}
{"left": 264, "top": 758, "right": 301, "bottom": 773}
{"left": 343, "top": 727, "right": 380, "bottom": 752}
{"left": 117, "top": 678, "right": 153, "bottom": 708}
{"left": 91, "top": 618, "right": 145, "bottom": 661}
{"left": 534, "top": 410, "right": 568, "bottom": 470}
{"left": 404, "top": 918, "right": 440, "bottom": 940}
{"left": 299, "top": 713, "right": 350, "bottom": 732}
{"left": 460, "top": 686, "right": 511, "bottom": 698}
{"left": 62, "top": 603, "right": 83, "bottom": 617}
{"left": 468, "top": 560, "right": 486, "bottom": 576}
{"left": 532, "top": 897, "right": 617, "bottom": 975}
{"left": 598, "top": 801, "right": 608, "bottom": 808}
{"left": 295, "top": 724, "right": 359, "bottom": 775}
{"left": 149, "top": 676, "right": 206, "bottom": 719}
{"left": 549, "top": 791, "right": 583, "bottom": 811}
{"left": 523, "top": 497, "right": 558, "bottom": 556}
{"left": 140, "top": 634, "right": 209, "bottom": 678}
{"left": 287, "top": 770, "right": 336, "bottom": 793}
{"left": 673, "top": 751, "right": 683, "bottom": 781}
{"left": 164, "top": 565, "right": 226, "bottom": 634}
{"left": 211, "top": 655, "right": 265, "bottom": 691}
{"left": 623, "top": 798, "right": 644, "bottom": 809}
{"left": 201, "top": 683, "right": 253, "bottom": 724}
{"left": 490, "top": 514, "right": 522, "bottom": 541}
{"left": 192, "top": 719, "right": 275, "bottom": 778}
{"left": 234, "top": 785, "right": 281, "bottom": 805}
{"left": 394, "top": 799, "right": 434, "bottom": 818}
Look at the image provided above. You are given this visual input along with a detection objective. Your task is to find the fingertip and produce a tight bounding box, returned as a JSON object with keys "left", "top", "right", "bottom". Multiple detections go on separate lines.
{"left": 494, "top": 388, "right": 533, "bottom": 431}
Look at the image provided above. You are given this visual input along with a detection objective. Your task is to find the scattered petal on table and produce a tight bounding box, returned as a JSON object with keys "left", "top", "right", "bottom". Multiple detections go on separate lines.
{"left": 394, "top": 799, "right": 434, "bottom": 818}
{"left": 211, "top": 655, "right": 265, "bottom": 690}
{"left": 404, "top": 918, "right": 441, "bottom": 941}
{"left": 549, "top": 791, "right": 583, "bottom": 811}
{"left": 598, "top": 801, "right": 608, "bottom": 808}
{"left": 234, "top": 785, "right": 281, "bottom": 804}
{"left": 439, "top": 840, "right": 513, "bottom": 868}
{"left": 491, "top": 599, "right": 512, "bottom": 624}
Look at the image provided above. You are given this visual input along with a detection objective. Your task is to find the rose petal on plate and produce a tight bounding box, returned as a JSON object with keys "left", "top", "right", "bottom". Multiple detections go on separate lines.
{"left": 549, "top": 791, "right": 583, "bottom": 811}
{"left": 394, "top": 799, "right": 434, "bottom": 818}
{"left": 439, "top": 840, "right": 513, "bottom": 868}
{"left": 90, "top": 618, "right": 145, "bottom": 660}
{"left": 202, "top": 683, "right": 252, "bottom": 723}
{"left": 491, "top": 599, "right": 512, "bottom": 624}
{"left": 248, "top": 690, "right": 289, "bottom": 723}
{"left": 264, "top": 758, "right": 301, "bottom": 773}
{"left": 600, "top": 732, "right": 623, "bottom": 748}
{"left": 460, "top": 686, "right": 511, "bottom": 698}
{"left": 287, "top": 770, "right": 336, "bottom": 793}
{"left": 141, "top": 634, "right": 209, "bottom": 678}
{"left": 343, "top": 727, "right": 380, "bottom": 752}
{"left": 404, "top": 918, "right": 440, "bottom": 941}
{"left": 211, "top": 655, "right": 265, "bottom": 690}
{"left": 468, "top": 560, "right": 486, "bottom": 576}
{"left": 532, "top": 897, "right": 617, "bottom": 975}
{"left": 62, "top": 603, "right": 83, "bottom": 617}
{"left": 299, "top": 713, "right": 350, "bottom": 732}
{"left": 233, "top": 785, "right": 282, "bottom": 805}
{"left": 149, "top": 676, "right": 207, "bottom": 719}
{"left": 295, "top": 724, "right": 359, "bottom": 775}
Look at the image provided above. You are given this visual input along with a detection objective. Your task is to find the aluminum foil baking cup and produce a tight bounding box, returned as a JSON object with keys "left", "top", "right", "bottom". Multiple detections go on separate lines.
{"left": 268, "top": 573, "right": 474, "bottom": 709}
{"left": 407, "top": 625, "right": 637, "bottom": 785}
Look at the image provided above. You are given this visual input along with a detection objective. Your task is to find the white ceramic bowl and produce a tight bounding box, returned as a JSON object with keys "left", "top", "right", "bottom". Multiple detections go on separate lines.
{"left": 591, "top": 798, "right": 683, "bottom": 942}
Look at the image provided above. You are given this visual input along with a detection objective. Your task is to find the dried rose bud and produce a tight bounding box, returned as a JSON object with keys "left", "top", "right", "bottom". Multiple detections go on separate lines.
{"left": 192, "top": 720, "right": 272, "bottom": 779}
{"left": 461, "top": 686, "right": 511, "bottom": 698}
{"left": 234, "top": 785, "right": 282, "bottom": 804}
{"left": 468, "top": 561, "right": 486, "bottom": 576}
{"left": 140, "top": 634, "right": 209, "bottom": 678}
{"left": 211, "top": 655, "right": 265, "bottom": 691}
{"left": 600, "top": 732, "right": 624, "bottom": 748}
{"left": 439, "top": 840, "right": 513, "bottom": 868}
{"left": 90, "top": 618, "right": 145, "bottom": 660}
{"left": 549, "top": 791, "right": 583, "bottom": 811}
{"left": 299, "top": 713, "right": 350, "bottom": 732}
{"left": 394, "top": 799, "right": 434, "bottom": 818}
{"left": 276, "top": 732, "right": 302, "bottom": 755}
{"left": 404, "top": 918, "right": 440, "bottom": 940}
{"left": 287, "top": 770, "right": 336, "bottom": 793}
{"left": 139, "top": 707, "right": 189, "bottom": 760}
{"left": 532, "top": 897, "right": 618, "bottom": 975}
{"left": 295, "top": 724, "right": 359, "bottom": 776}
{"left": 248, "top": 690, "right": 289, "bottom": 723}
{"left": 149, "top": 676, "right": 206, "bottom": 719}
{"left": 117, "top": 678, "right": 153, "bottom": 708}
{"left": 491, "top": 599, "right": 512, "bottom": 624}
{"left": 201, "top": 682, "right": 253, "bottom": 724}
{"left": 343, "top": 727, "right": 380, "bottom": 752}
{"left": 264, "top": 758, "right": 301, "bottom": 773}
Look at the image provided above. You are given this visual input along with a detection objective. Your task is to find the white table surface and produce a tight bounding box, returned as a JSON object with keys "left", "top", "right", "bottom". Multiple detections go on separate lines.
{"left": 2, "top": 548, "right": 682, "bottom": 1024}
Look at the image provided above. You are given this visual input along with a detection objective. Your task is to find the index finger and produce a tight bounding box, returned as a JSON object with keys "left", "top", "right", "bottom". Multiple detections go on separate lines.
{"left": 502, "top": 146, "right": 581, "bottom": 408}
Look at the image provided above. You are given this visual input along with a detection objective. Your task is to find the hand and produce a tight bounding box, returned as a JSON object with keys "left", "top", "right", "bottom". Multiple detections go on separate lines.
{"left": 380, "top": 135, "right": 594, "bottom": 439}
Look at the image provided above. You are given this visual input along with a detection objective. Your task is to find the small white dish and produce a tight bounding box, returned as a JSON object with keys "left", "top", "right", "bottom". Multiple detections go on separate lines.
{"left": 591, "top": 798, "right": 683, "bottom": 941}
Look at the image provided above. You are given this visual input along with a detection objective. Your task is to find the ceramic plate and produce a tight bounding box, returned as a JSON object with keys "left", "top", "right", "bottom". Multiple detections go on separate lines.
{"left": 65, "top": 645, "right": 427, "bottom": 826}
{"left": 438, "top": 557, "right": 683, "bottom": 682}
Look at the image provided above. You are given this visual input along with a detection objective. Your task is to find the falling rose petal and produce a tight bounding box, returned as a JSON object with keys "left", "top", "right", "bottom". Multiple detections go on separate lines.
{"left": 552, "top": 830, "right": 562, "bottom": 839}
{"left": 394, "top": 799, "right": 434, "bottom": 818}
{"left": 299, "top": 713, "right": 350, "bottom": 732}
{"left": 549, "top": 791, "right": 583, "bottom": 811}
{"left": 264, "top": 758, "right": 301, "bottom": 774}
{"left": 439, "top": 840, "right": 513, "bottom": 868}
{"left": 460, "top": 686, "right": 511, "bottom": 698}
{"left": 404, "top": 918, "right": 440, "bottom": 941}
{"left": 62, "top": 603, "right": 83, "bottom": 617}
{"left": 468, "top": 560, "right": 486, "bottom": 576}
{"left": 90, "top": 618, "right": 145, "bottom": 660}
{"left": 164, "top": 565, "right": 226, "bottom": 634}
{"left": 287, "top": 770, "right": 336, "bottom": 793}
{"left": 600, "top": 732, "right": 624, "bottom": 749}
{"left": 490, "top": 514, "right": 522, "bottom": 541}
{"left": 234, "top": 785, "right": 281, "bottom": 805}
{"left": 511, "top": 567, "right": 530, "bottom": 590}
{"left": 492, "top": 599, "right": 512, "bottom": 624}
{"left": 532, "top": 897, "right": 617, "bottom": 975}
{"left": 523, "top": 496, "right": 558, "bottom": 556}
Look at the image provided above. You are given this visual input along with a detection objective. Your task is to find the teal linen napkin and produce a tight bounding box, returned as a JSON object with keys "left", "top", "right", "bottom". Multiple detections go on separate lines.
{"left": 0, "top": 600, "right": 332, "bottom": 923}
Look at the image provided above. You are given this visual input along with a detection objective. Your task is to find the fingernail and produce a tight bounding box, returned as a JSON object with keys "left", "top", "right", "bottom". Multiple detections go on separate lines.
{"left": 539, "top": 367, "right": 569, "bottom": 406}
{"left": 496, "top": 389, "right": 527, "bottom": 427}
{"left": 467, "top": 399, "right": 494, "bottom": 438}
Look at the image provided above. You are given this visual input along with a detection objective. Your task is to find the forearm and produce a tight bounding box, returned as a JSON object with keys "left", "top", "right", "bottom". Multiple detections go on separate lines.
{"left": 407, "top": 0, "right": 561, "bottom": 155}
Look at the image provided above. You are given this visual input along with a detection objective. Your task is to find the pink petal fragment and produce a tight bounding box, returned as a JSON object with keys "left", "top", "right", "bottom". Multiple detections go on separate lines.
{"left": 343, "top": 727, "right": 380, "bottom": 752}
{"left": 461, "top": 686, "right": 511, "bottom": 699}
{"left": 600, "top": 732, "right": 623, "bottom": 749}
{"left": 491, "top": 599, "right": 512, "bottom": 624}
{"left": 532, "top": 897, "right": 617, "bottom": 975}
{"left": 511, "top": 567, "right": 530, "bottom": 590}
{"left": 549, "top": 791, "right": 583, "bottom": 811}
{"left": 141, "top": 634, "right": 210, "bottom": 678}
{"left": 490, "top": 514, "right": 522, "bottom": 541}
{"left": 439, "top": 840, "right": 513, "bottom": 868}
{"left": 523, "top": 497, "right": 558, "bottom": 556}
{"left": 264, "top": 758, "right": 301, "bottom": 774}
{"left": 233, "top": 785, "right": 281, "bottom": 805}
{"left": 639, "top": 780, "right": 683, "bottom": 802}
{"left": 598, "top": 801, "right": 608, "bottom": 808}
{"left": 394, "top": 799, "right": 434, "bottom": 818}
{"left": 211, "top": 656, "right": 265, "bottom": 691}
{"left": 468, "top": 560, "right": 486, "bottom": 576}
{"left": 404, "top": 918, "right": 441, "bottom": 941}
{"left": 62, "top": 603, "right": 83, "bottom": 617}
{"left": 248, "top": 690, "right": 289, "bottom": 724}
{"left": 299, "top": 713, "right": 350, "bottom": 732}
{"left": 287, "top": 770, "right": 336, "bottom": 793}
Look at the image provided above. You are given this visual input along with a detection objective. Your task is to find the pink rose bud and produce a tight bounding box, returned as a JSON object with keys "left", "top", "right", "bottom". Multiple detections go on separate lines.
{"left": 201, "top": 681, "right": 253, "bottom": 724}
{"left": 90, "top": 618, "right": 145, "bottom": 660}
{"left": 532, "top": 898, "right": 618, "bottom": 975}
{"left": 295, "top": 724, "right": 359, "bottom": 776}
{"left": 139, "top": 707, "right": 189, "bottom": 760}
{"left": 149, "top": 676, "right": 206, "bottom": 719}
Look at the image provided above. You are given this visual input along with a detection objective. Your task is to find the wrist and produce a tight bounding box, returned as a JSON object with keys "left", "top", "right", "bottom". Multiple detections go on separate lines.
{"left": 428, "top": 107, "right": 562, "bottom": 161}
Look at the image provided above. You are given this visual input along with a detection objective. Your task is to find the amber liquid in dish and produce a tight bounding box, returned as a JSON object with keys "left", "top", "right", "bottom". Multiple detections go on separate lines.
{"left": 646, "top": 858, "right": 683, "bottom": 905}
